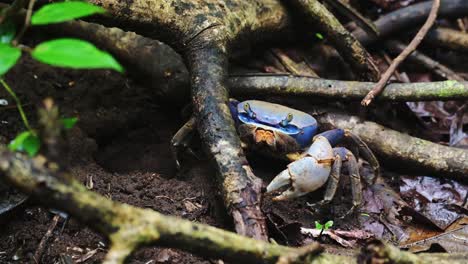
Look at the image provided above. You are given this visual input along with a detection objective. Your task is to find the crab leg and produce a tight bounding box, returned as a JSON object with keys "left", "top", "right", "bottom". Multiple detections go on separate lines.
{"left": 344, "top": 130, "right": 380, "bottom": 182}
{"left": 342, "top": 148, "right": 362, "bottom": 217}
{"left": 170, "top": 116, "right": 197, "bottom": 169}
{"left": 317, "top": 128, "right": 380, "bottom": 182}
{"left": 307, "top": 153, "right": 342, "bottom": 208}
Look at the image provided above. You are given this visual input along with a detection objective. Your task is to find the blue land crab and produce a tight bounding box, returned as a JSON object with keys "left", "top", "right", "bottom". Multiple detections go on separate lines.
{"left": 172, "top": 99, "right": 379, "bottom": 213}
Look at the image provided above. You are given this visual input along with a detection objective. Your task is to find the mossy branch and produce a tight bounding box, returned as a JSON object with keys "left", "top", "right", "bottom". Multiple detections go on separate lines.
{"left": 229, "top": 75, "right": 468, "bottom": 101}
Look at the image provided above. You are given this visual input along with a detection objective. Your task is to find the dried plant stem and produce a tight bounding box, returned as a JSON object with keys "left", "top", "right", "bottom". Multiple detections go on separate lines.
{"left": 361, "top": 0, "right": 441, "bottom": 106}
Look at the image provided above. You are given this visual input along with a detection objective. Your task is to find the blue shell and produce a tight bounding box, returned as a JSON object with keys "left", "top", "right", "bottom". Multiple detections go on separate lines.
{"left": 233, "top": 100, "right": 318, "bottom": 148}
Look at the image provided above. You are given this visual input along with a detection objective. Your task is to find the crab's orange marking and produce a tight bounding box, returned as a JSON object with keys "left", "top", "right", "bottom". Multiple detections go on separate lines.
{"left": 317, "top": 158, "right": 334, "bottom": 165}
{"left": 254, "top": 129, "right": 276, "bottom": 146}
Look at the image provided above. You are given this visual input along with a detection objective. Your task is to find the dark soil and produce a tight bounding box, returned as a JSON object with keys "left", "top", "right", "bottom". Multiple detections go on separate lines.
{"left": 0, "top": 56, "right": 223, "bottom": 263}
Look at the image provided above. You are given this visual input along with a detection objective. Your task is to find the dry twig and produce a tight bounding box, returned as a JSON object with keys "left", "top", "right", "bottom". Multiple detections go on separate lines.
{"left": 361, "top": 0, "right": 441, "bottom": 106}
{"left": 33, "top": 215, "right": 60, "bottom": 264}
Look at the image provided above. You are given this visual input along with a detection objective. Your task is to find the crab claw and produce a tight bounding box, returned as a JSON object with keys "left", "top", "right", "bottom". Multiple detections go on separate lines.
{"left": 266, "top": 136, "right": 334, "bottom": 201}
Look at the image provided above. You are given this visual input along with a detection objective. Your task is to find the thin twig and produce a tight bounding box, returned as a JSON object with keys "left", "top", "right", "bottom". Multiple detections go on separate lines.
{"left": 12, "top": 0, "right": 36, "bottom": 45}
{"left": 33, "top": 215, "right": 60, "bottom": 264}
{"left": 361, "top": 0, "right": 441, "bottom": 106}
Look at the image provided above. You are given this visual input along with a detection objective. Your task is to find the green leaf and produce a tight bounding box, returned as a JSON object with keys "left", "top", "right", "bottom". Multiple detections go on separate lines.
{"left": 0, "top": 43, "right": 21, "bottom": 75}
{"left": 324, "top": 220, "right": 333, "bottom": 230}
{"left": 61, "top": 117, "right": 78, "bottom": 129}
{"left": 0, "top": 19, "right": 16, "bottom": 44}
{"left": 31, "top": 1, "right": 106, "bottom": 25}
{"left": 315, "top": 33, "right": 324, "bottom": 40}
{"left": 32, "top": 38, "right": 124, "bottom": 72}
{"left": 314, "top": 221, "right": 323, "bottom": 230}
{"left": 9, "top": 131, "right": 40, "bottom": 156}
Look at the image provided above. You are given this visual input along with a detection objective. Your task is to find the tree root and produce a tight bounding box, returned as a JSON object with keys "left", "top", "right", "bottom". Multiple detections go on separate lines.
{"left": 29, "top": 17, "right": 468, "bottom": 181}
{"left": 425, "top": 27, "right": 468, "bottom": 53}
{"left": 353, "top": 0, "right": 468, "bottom": 46}
{"left": 33, "top": 19, "right": 468, "bottom": 102}
{"left": 315, "top": 110, "right": 468, "bottom": 182}
{"left": 79, "top": 0, "right": 296, "bottom": 240}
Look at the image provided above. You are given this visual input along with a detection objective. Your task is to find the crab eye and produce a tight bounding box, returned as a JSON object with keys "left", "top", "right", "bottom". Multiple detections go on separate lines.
{"left": 243, "top": 103, "right": 256, "bottom": 119}
{"left": 243, "top": 103, "right": 250, "bottom": 112}
{"left": 280, "top": 113, "right": 293, "bottom": 127}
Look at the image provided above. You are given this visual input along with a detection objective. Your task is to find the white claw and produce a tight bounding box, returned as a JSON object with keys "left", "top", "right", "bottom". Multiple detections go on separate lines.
{"left": 266, "top": 136, "right": 334, "bottom": 200}
{"left": 266, "top": 169, "right": 291, "bottom": 193}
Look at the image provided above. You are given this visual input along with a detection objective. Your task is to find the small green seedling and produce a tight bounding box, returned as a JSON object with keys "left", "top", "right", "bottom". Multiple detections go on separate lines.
{"left": 315, "top": 220, "right": 333, "bottom": 231}
{"left": 0, "top": 1, "right": 123, "bottom": 156}
{"left": 315, "top": 32, "right": 324, "bottom": 40}
{"left": 315, "top": 220, "right": 333, "bottom": 238}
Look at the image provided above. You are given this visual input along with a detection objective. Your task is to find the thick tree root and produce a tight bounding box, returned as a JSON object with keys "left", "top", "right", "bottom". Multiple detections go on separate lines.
{"left": 316, "top": 110, "right": 468, "bottom": 182}
{"left": 79, "top": 0, "right": 293, "bottom": 240}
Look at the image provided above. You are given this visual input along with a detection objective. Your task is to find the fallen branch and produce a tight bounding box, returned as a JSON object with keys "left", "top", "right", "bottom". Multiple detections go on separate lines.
{"left": 229, "top": 75, "right": 468, "bottom": 101}
{"left": 322, "top": 0, "right": 379, "bottom": 37}
{"left": 361, "top": 0, "right": 440, "bottom": 106}
{"left": 33, "top": 215, "right": 60, "bottom": 263}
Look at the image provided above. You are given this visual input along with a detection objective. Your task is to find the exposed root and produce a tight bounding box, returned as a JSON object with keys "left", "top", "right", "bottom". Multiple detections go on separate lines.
{"left": 316, "top": 110, "right": 468, "bottom": 182}
{"left": 353, "top": 0, "right": 468, "bottom": 46}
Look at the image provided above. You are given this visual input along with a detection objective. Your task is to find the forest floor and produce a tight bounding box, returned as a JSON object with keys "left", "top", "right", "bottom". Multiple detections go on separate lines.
{"left": 1, "top": 1, "right": 468, "bottom": 263}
